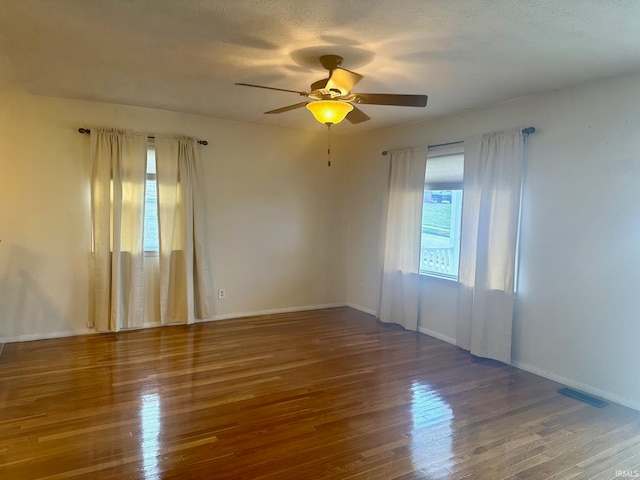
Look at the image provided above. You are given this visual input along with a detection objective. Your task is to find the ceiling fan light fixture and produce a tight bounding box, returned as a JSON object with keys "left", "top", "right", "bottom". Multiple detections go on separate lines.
{"left": 306, "top": 100, "right": 353, "bottom": 125}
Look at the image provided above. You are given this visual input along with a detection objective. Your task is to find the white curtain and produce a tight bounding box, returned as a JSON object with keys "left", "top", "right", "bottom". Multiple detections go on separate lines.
{"left": 457, "top": 128, "right": 526, "bottom": 363}
{"left": 155, "top": 137, "right": 214, "bottom": 325}
{"left": 90, "top": 129, "right": 147, "bottom": 331}
{"left": 379, "top": 147, "right": 428, "bottom": 331}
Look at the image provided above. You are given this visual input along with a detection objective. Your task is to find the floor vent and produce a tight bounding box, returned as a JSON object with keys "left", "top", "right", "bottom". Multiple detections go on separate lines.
{"left": 558, "top": 387, "right": 608, "bottom": 408}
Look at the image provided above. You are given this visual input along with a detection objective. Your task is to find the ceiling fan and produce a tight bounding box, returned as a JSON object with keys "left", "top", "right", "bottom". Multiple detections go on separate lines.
{"left": 235, "top": 54, "right": 428, "bottom": 126}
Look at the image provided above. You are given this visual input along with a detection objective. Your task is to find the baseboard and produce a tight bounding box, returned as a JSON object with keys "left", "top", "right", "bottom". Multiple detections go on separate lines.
{"left": 0, "top": 304, "right": 348, "bottom": 342}
{"left": 345, "top": 303, "right": 378, "bottom": 317}
{"left": 202, "top": 303, "right": 348, "bottom": 322}
{"left": 0, "top": 327, "right": 96, "bottom": 344}
{"left": 7, "top": 310, "right": 636, "bottom": 412}
{"left": 417, "top": 326, "right": 457, "bottom": 346}
{"left": 410, "top": 328, "right": 640, "bottom": 412}
{"left": 511, "top": 360, "right": 640, "bottom": 412}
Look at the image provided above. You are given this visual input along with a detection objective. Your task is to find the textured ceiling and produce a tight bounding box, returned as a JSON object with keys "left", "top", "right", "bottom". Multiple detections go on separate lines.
{"left": 2, "top": 0, "right": 640, "bottom": 133}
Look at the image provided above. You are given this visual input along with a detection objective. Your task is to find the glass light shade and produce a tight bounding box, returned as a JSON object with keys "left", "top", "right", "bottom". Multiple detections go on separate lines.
{"left": 306, "top": 100, "right": 354, "bottom": 125}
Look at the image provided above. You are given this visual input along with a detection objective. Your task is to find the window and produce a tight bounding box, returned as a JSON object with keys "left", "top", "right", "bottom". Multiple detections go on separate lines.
{"left": 143, "top": 147, "right": 159, "bottom": 252}
{"left": 420, "top": 149, "right": 464, "bottom": 280}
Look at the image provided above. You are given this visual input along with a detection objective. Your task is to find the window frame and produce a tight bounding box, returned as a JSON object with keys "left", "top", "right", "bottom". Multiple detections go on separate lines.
{"left": 143, "top": 144, "right": 160, "bottom": 256}
{"left": 419, "top": 145, "right": 464, "bottom": 281}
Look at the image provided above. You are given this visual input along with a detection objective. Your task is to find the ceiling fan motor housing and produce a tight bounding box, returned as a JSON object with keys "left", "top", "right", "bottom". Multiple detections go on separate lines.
{"left": 319, "top": 55, "right": 343, "bottom": 71}
{"left": 311, "top": 55, "right": 347, "bottom": 96}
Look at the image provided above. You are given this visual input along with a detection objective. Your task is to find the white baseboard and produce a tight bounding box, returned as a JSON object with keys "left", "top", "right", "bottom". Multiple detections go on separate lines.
{"left": 345, "top": 303, "right": 378, "bottom": 317}
{"left": 201, "top": 303, "right": 348, "bottom": 322}
{"left": 411, "top": 328, "right": 640, "bottom": 412}
{"left": 1, "top": 304, "right": 348, "bottom": 343}
{"left": 0, "top": 327, "right": 96, "bottom": 344}
{"left": 6, "top": 310, "right": 637, "bottom": 412}
{"left": 511, "top": 360, "right": 640, "bottom": 412}
{"left": 417, "top": 326, "right": 457, "bottom": 346}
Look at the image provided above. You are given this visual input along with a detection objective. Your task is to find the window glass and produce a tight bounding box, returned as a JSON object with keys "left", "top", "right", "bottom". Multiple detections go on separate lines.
{"left": 420, "top": 152, "right": 463, "bottom": 280}
{"left": 143, "top": 147, "right": 159, "bottom": 252}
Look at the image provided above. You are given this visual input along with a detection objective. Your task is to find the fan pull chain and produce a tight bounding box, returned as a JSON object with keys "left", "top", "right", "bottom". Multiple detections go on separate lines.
{"left": 327, "top": 123, "right": 332, "bottom": 167}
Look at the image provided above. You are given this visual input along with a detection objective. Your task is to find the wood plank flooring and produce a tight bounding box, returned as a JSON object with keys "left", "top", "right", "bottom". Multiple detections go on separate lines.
{"left": 1, "top": 307, "right": 639, "bottom": 479}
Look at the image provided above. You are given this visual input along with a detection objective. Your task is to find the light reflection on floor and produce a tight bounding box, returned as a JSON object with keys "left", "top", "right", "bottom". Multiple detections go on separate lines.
{"left": 410, "top": 381, "right": 454, "bottom": 474}
{"left": 140, "top": 392, "right": 161, "bottom": 479}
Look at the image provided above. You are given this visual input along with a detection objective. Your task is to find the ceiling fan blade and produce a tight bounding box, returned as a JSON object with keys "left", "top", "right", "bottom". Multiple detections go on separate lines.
{"left": 326, "top": 68, "right": 363, "bottom": 94}
{"left": 346, "top": 106, "right": 370, "bottom": 124}
{"left": 264, "top": 102, "right": 309, "bottom": 114}
{"left": 353, "top": 93, "right": 428, "bottom": 107}
{"left": 235, "top": 82, "right": 309, "bottom": 96}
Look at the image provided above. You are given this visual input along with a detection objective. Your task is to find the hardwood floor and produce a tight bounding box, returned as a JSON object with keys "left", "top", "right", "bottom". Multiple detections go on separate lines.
{"left": 1, "top": 307, "right": 639, "bottom": 479}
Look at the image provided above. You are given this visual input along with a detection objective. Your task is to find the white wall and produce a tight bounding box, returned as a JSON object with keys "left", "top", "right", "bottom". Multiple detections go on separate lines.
{"left": 346, "top": 72, "right": 640, "bottom": 409}
{"left": 0, "top": 93, "right": 348, "bottom": 340}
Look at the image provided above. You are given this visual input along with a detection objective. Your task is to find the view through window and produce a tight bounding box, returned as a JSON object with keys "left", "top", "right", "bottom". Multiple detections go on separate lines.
{"left": 143, "top": 147, "right": 159, "bottom": 252}
{"left": 420, "top": 150, "right": 464, "bottom": 280}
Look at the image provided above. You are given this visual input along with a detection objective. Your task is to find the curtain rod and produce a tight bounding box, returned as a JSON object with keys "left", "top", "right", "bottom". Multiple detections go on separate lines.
{"left": 78, "top": 128, "right": 209, "bottom": 145}
{"left": 381, "top": 127, "right": 535, "bottom": 156}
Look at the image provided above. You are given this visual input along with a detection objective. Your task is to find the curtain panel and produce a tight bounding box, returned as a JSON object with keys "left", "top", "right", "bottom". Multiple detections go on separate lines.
{"left": 457, "top": 128, "right": 526, "bottom": 363}
{"left": 90, "top": 129, "right": 147, "bottom": 331}
{"left": 379, "top": 147, "right": 428, "bottom": 331}
{"left": 155, "top": 137, "right": 214, "bottom": 325}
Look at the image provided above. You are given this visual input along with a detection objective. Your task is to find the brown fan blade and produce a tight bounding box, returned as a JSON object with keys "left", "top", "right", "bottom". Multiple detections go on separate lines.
{"left": 310, "top": 78, "right": 328, "bottom": 91}
{"left": 346, "top": 106, "right": 370, "bottom": 124}
{"left": 235, "top": 83, "right": 309, "bottom": 96}
{"left": 326, "top": 68, "right": 363, "bottom": 94}
{"left": 353, "top": 93, "right": 428, "bottom": 107}
{"left": 264, "top": 102, "right": 309, "bottom": 114}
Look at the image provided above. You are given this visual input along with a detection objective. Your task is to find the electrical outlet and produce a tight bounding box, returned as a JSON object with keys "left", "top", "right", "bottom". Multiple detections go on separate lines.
{"left": 218, "top": 289, "right": 226, "bottom": 299}
{"left": 360, "top": 283, "right": 366, "bottom": 294}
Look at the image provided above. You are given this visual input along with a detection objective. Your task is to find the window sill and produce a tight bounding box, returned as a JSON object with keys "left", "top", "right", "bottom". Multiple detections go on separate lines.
{"left": 144, "top": 251, "right": 159, "bottom": 257}
{"left": 419, "top": 273, "right": 459, "bottom": 285}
